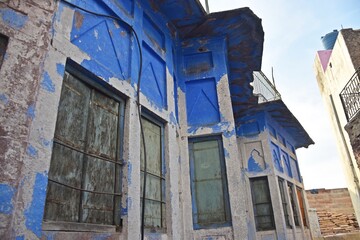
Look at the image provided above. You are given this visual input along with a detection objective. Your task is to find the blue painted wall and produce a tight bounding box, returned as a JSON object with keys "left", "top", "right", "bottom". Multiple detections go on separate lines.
{"left": 237, "top": 110, "right": 303, "bottom": 181}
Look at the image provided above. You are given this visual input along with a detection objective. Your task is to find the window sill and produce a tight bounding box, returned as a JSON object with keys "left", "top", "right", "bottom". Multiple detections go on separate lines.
{"left": 42, "top": 221, "right": 119, "bottom": 233}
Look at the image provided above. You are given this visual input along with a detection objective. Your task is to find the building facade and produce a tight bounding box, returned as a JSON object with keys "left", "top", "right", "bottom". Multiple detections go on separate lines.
{"left": 0, "top": 0, "right": 313, "bottom": 239}
{"left": 314, "top": 28, "right": 360, "bottom": 224}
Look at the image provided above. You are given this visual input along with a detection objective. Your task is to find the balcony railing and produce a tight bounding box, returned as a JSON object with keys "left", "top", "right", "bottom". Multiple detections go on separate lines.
{"left": 340, "top": 68, "right": 360, "bottom": 122}
{"left": 252, "top": 71, "right": 281, "bottom": 103}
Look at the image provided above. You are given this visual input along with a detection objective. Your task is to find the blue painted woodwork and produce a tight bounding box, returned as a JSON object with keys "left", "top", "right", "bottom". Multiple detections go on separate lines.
{"left": 186, "top": 78, "right": 219, "bottom": 126}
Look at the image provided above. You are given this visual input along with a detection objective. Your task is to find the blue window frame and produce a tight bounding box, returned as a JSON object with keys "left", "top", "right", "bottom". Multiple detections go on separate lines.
{"left": 188, "top": 136, "right": 231, "bottom": 229}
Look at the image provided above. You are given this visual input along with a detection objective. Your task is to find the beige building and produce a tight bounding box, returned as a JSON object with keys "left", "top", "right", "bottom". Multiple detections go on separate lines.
{"left": 314, "top": 28, "right": 360, "bottom": 223}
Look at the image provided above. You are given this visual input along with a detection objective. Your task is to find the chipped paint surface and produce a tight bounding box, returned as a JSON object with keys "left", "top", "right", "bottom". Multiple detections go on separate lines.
{"left": 0, "top": 0, "right": 312, "bottom": 239}
{"left": 0, "top": 8, "right": 28, "bottom": 30}
{"left": 41, "top": 72, "right": 56, "bottom": 93}
{"left": 24, "top": 172, "right": 48, "bottom": 238}
{"left": 0, "top": 184, "right": 15, "bottom": 214}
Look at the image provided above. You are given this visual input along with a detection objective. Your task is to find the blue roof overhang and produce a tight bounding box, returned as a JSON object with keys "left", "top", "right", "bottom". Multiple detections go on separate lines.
{"left": 240, "top": 100, "right": 314, "bottom": 149}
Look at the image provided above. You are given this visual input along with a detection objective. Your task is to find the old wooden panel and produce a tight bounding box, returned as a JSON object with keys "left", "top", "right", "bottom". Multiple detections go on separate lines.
{"left": 45, "top": 72, "right": 90, "bottom": 222}
{"left": 87, "top": 90, "right": 119, "bottom": 160}
{"left": 288, "top": 183, "right": 300, "bottom": 226}
{"left": 44, "top": 144, "right": 83, "bottom": 222}
{"left": 193, "top": 140, "right": 226, "bottom": 224}
{"left": 54, "top": 72, "right": 90, "bottom": 148}
{"left": 278, "top": 178, "right": 290, "bottom": 227}
{"left": 296, "top": 188, "right": 307, "bottom": 227}
{"left": 81, "top": 90, "right": 119, "bottom": 225}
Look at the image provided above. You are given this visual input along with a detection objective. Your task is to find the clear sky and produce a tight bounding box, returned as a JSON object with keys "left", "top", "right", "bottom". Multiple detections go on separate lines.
{"left": 200, "top": 0, "right": 360, "bottom": 189}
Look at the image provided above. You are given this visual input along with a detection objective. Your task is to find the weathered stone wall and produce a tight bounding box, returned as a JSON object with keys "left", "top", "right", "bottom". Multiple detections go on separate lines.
{"left": 345, "top": 112, "right": 360, "bottom": 171}
{"left": 342, "top": 29, "right": 360, "bottom": 69}
{"left": 0, "top": 0, "right": 56, "bottom": 238}
{"left": 314, "top": 29, "right": 360, "bottom": 223}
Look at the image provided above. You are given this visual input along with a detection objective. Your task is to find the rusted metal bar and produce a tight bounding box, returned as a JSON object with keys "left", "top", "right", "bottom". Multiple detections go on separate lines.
{"left": 53, "top": 138, "right": 124, "bottom": 166}
{"left": 48, "top": 178, "right": 122, "bottom": 196}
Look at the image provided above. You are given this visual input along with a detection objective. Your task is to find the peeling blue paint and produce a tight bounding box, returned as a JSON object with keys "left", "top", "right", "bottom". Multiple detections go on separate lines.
{"left": 27, "top": 104, "right": 36, "bottom": 119}
{"left": 223, "top": 128, "right": 235, "bottom": 138}
{"left": 127, "top": 161, "right": 132, "bottom": 185}
{"left": 43, "top": 232, "right": 55, "bottom": 240}
{"left": 24, "top": 172, "right": 48, "bottom": 238}
{"left": 248, "top": 155, "right": 263, "bottom": 172}
{"left": 146, "top": 233, "right": 162, "bottom": 240}
{"left": 121, "top": 197, "right": 132, "bottom": 216}
{"left": 0, "top": 93, "right": 9, "bottom": 105}
{"left": 26, "top": 145, "right": 38, "bottom": 158}
{"left": 187, "top": 125, "right": 200, "bottom": 134}
{"left": 15, "top": 236, "right": 24, "bottom": 240}
{"left": 0, "top": 184, "right": 15, "bottom": 214}
{"left": 41, "top": 138, "right": 53, "bottom": 148}
{"left": 56, "top": 63, "right": 65, "bottom": 76}
{"left": 41, "top": 72, "right": 55, "bottom": 93}
{"left": 91, "top": 233, "right": 112, "bottom": 240}
{"left": 0, "top": 8, "right": 28, "bottom": 30}
{"left": 223, "top": 148, "right": 230, "bottom": 159}
{"left": 169, "top": 111, "right": 177, "bottom": 125}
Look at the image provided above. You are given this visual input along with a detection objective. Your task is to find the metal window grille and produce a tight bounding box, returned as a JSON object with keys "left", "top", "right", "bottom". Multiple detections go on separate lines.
{"left": 340, "top": 68, "right": 360, "bottom": 121}
{"left": 252, "top": 71, "right": 281, "bottom": 103}
{"left": 44, "top": 69, "right": 124, "bottom": 226}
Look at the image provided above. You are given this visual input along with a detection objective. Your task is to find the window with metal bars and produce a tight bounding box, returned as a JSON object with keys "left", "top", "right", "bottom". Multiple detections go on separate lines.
{"left": 44, "top": 67, "right": 125, "bottom": 227}
{"left": 250, "top": 177, "right": 275, "bottom": 231}
{"left": 188, "top": 136, "right": 231, "bottom": 229}
{"left": 288, "top": 183, "right": 300, "bottom": 227}
{"left": 278, "top": 178, "right": 291, "bottom": 228}
{"left": 140, "top": 115, "right": 166, "bottom": 229}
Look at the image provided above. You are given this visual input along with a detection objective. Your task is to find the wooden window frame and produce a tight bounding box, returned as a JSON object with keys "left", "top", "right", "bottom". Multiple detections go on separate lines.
{"left": 296, "top": 187, "right": 308, "bottom": 227}
{"left": 250, "top": 176, "right": 275, "bottom": 231}
{"left": 43, "top": 62, "right": 126, "bottom": 232}
{"left": 188, "top": 136, "right": 232, "bottom": 230}
{"left": 140, "top": 112, "right": 166, "bottom": 229}
{"left": 278, "top": 178, "right": 291, "bottom": 228}
{"left": 287, "top": 182, "right": 300, "bottom": 227}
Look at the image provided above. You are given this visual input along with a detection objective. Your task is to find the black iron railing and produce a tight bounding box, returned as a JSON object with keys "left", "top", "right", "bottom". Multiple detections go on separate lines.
{"left": 252, "top": 71, "right": 281, "bottom": 103}
{"left": 340, "top": 68, "right": 360, "bottom": 121}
